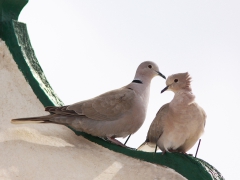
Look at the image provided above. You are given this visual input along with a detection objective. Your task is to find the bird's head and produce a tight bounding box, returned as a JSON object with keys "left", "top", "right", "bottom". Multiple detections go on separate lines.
{"left": 134, "top": 61, "right": 166, "bottom": 82}
{"left": 161, "top": 72, "right": 192, "bottom": 93}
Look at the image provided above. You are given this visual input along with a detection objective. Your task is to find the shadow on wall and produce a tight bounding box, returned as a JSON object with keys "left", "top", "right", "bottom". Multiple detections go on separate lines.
{"left": 0, "top": 130, "right": 181, "bottom": 180}
{"left": 0, "top": 127, "right": 74, "bottom": 147}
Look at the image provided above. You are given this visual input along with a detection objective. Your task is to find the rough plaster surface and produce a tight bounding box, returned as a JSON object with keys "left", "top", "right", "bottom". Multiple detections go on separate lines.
{"left": 0, "top": 39, "right": 186, "bottom": 180}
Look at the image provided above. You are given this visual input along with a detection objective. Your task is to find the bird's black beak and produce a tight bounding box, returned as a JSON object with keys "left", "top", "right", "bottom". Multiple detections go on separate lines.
{"left": 161, "top": 86, "right": 169, "bottom": 93}
{"left": 157, "top": 71, "right": 166, "bottom": 79}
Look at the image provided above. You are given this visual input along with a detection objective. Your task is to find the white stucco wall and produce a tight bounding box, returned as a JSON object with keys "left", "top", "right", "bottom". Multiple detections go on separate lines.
{"left": 0, "top": 39, "right": 186, "bottom": 180}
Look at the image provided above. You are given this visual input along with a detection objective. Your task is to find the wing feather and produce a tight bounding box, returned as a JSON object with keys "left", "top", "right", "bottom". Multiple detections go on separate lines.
{"left": 45, "top": 106, "right": 77, "bottom": 116}
{"left": 67, "top": 88, "right": 135, "bottom": 121}
{"left": 147, "top": 103, "right": 169, "bottom": 143}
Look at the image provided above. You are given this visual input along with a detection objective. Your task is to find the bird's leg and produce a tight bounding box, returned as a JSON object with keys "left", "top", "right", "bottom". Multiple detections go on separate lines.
{"left": 106, "top": 137, "right": 127, "bottom": 147}
{"left": 155, "top": 134, "right": 161, "bottom": 154}
{"left": 124, "top": 134, "right": 131, "bottom": 145}
{"left": 195, "top": 139, "right": 201, "bottom": 158}
{"left": 154, "top": 143, "right": 158, "bottom": 153}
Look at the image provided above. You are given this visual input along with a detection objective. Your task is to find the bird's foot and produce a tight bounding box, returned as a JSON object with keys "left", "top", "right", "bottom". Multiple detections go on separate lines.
{"left": 168, "top": 149, "right": 178, "bottom": 153}
{"left": 169, "top": 149, "right": 188, "bottom": 155}
{"left": 160, "top": 149, "right": 185, "bottom": 155}
{"left": 106, "top": 137, "right": 128, "bottom": 148}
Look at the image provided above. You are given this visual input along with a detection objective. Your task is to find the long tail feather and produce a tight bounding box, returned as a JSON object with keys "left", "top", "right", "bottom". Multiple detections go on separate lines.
{"left": 11, "top": 115, "right": 54, "bottom": 124}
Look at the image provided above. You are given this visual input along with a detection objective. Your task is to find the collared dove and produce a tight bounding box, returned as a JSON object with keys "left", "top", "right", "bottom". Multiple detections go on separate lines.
{"left": 12, "top": 61, "right": 166, "bottom": 147}
{"left": 138, "top": 72, "right": 206, "bottom": 154}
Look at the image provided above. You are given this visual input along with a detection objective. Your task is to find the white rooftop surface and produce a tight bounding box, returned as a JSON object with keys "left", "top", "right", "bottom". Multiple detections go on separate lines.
{"left": 0, "top": 39, "right": 186, "bottom": 180}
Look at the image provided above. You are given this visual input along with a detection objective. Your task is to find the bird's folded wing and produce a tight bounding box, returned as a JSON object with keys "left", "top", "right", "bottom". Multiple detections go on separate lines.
{"left": 67, "top": 88, "right": 135, "bottom": 121}
{"left": 45, "top": 106, "right": 77, "bottom": 115}
{"left": 147, "top": 103, "right": 169, "bottom": 142}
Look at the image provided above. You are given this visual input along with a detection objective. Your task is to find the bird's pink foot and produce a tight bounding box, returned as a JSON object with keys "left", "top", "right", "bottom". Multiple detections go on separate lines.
{"left": 106, "top": 137, "right": 128, "bottom": 147}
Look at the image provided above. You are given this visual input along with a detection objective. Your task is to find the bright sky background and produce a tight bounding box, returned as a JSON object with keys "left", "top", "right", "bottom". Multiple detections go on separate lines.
{"left": 19, "top": 1, "right": 240, "bottom": 179}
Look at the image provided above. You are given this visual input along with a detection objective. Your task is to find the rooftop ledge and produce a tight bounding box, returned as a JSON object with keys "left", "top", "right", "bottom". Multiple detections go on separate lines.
{"left": 0, "top": 0, "right": 224, "bottom": 179}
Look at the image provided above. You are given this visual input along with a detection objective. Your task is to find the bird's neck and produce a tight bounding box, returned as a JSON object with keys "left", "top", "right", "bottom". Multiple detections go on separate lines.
{"left": 127, "top": 76, "right": 152, "bottom": 105}
{"left": 129, "top": 80, "right": 151, "bottom": 94}
{"left": 169, "top": 90, "right": 195, "bottom": 110}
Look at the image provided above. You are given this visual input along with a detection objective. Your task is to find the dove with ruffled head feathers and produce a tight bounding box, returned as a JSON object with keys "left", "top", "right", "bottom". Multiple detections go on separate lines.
{"left": 138, "top": 72, "right": 206, "bottom": 153}
{"left": 12, "top": 61, "right": 166, "bottom": 147}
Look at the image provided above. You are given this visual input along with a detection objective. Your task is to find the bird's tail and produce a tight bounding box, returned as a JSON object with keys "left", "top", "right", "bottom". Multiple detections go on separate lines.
{"left": 137, "top": 142, "right": 157, "bottom": 152}
{"left": 11, "top": 115, "right": 55, "bottom": 124}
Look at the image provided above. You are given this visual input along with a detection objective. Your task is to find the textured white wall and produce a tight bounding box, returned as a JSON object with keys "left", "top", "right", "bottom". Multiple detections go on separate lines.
{"left": 0, "top": 39, "right": 186, "bottom": 180}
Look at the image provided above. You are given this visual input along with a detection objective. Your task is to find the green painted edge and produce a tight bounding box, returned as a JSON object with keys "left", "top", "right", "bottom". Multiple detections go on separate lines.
{"left": 0, "top": 0, "right": 63, "bottom": 107}
{"left": 0, "top": 1, "right": 225, "bottom": 180}
{"left": 0, "top": 0, "right": 28, "bottom": 21}
{"left": 72, "top": 130, "right": 224, "bottom": 180}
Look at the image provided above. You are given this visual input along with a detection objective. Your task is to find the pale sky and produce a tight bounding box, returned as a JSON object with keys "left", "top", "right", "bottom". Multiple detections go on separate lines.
{"left": 19, "top": 1, "right": 240, "bottom": 179}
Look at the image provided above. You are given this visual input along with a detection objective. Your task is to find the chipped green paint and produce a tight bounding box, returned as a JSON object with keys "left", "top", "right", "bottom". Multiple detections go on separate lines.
{"left": 0, "top": 0, "right": 63, "bottom": 106}
{"left": 0, "top": 0, "right": 224, "bottom": 179}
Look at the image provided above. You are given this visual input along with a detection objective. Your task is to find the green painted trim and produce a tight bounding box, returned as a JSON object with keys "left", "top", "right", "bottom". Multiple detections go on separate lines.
{"left": 0, "top": 20, "right": 63, "bottom": 107}
{"left": 0, "top": 0, "right": 28, "bottom": 21}
{"left": 0, "top": 0, "right": 63, "bottom": 107}
{"left": 0, "top": 1, "right": 224, "bottom": 180}
{"left": 72, "top": 130, "right": 224, "bottom": 180}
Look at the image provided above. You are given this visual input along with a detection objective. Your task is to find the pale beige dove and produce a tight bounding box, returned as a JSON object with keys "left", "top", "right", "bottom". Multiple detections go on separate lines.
{"left": 11, "top": 61, "right": 166, "bottom": 147}
{"left": 138, "top": 72, "right": 206, "bottom": 153}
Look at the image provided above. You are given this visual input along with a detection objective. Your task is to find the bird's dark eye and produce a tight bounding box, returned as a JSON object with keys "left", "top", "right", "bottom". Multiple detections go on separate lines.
{"left": 148, "top": 65, "right": 152, "bottom": 68}
{"left": 174, "top": 79, "right": 178, "bottom": 83}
